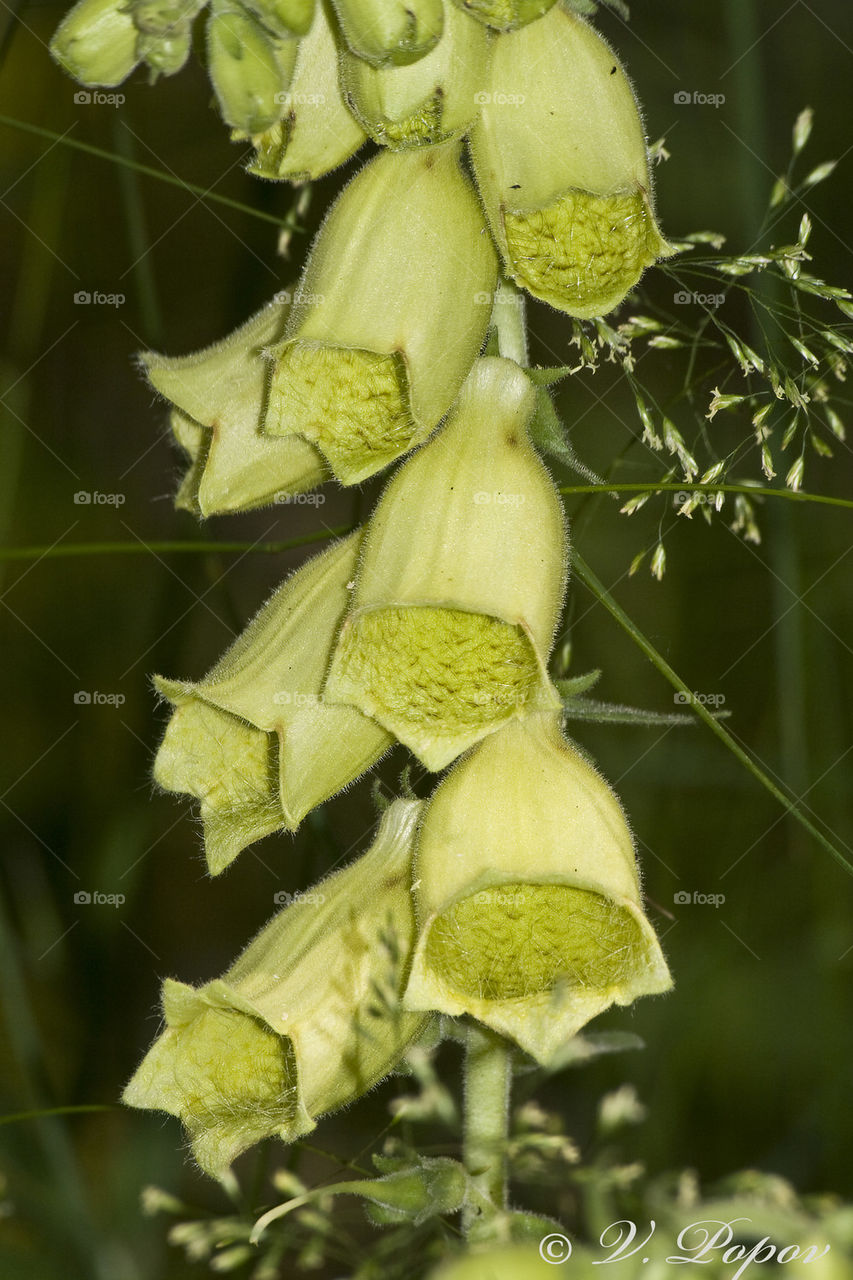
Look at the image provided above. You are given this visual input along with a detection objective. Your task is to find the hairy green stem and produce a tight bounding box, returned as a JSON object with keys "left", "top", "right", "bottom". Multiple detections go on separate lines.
{"left": 491, "top": 276, "right": 528, "bottom": 366}
{"left": 462, "top": 1023, "right": 512, "bottom": 1240}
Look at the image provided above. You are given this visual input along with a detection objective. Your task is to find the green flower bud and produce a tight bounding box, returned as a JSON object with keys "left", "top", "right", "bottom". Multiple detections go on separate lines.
{"left": 123, "top": 799, "right": 429, "bottom": 1177}
{"left": 469, "top": 5, "right": 671, "bottom": 318}
{"left": 264, "top": 145, "right": 498, "bottom": 484}
{"left": 449, "top": 0, "right": 555, "bottom": 33}
{"left": 137, "top": 27, "right": 193, "bottom": 76}
{"left": 51, "top": 0, "right": 140, "bottom": 87}
{"left": 131, "top": 0, "right": 204, "bottom": 34}
{"left": 324, "top": 358, "right": 566, "bottom": 771}
{"left": 330, "top": 0, "right": 443, "bottom": 67}
{"left": 403, "top": 713, "right": 673, "bottom": 1062}
{"left": 339, "top": 3, "right": 489, "bottom": 149}
{"left": 154, "top": 532, "right": 393, "bottom": 874}
{"left": 140, "top": 299, "right": 327, "bottom": 516}
{"left": 206, "top": 1, "right": 295, "bottom": 134}
{"left": 246, "top": 0, "right": 366, "bottom": 180}
{"left": 242, "top": 0, "right": 314, "bottom": 37}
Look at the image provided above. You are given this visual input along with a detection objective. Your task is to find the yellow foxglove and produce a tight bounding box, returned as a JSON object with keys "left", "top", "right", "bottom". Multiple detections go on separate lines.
{"left": 263, "top": 144, "right": 498, "bottom": 483}
{"left": 404, "top": 713, "right": 672, "bottom": 1062}
{"left": 324, "top": 357, "right": 566, "bottom": 771}
{"left": 470, "top": 5, "right": 671, "bottom": 318}
{"left": 140, "top": 299, "right": 327, "bottom": 516}
{"left": 123, "top": 800, "right": 429, "bottom": 1177}
{"left": 154, "top": 532, "right": 392, "bottom": 874}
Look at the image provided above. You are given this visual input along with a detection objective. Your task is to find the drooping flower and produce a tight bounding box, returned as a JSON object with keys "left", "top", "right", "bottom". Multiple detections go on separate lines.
{"left": 123, "top": 800, "right": 429, "bottom": 1177}
{"left": 339, "top": 2, "right": 489, "bottom": 150}
{"left": 140, "top": 298, "right": 326, "bottom": 517}
{"left": 324, "top": 357, "right": 566, "bottom": 771}
{"left": 469, "top": 4, "right": 671, "bottom": 318}
{"left": 262, "top": 143, "right": 498, "bottom": 484}
{"left": 245, "top": 0, "right": 367, "bottom": 181}
{"left": 154, "top": 532, "right": 392, "bottom": 874}
{"left": 404, "top": 713, "right": 672, "bottom": 1062}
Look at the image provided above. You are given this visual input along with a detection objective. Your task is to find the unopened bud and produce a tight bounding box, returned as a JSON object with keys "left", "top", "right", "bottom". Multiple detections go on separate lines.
{"left": 331, "top": 0, "right": 443, "bottom": 67}
{"left": 206, "top": 2, "right": 296, "bottom": 134}
{"left": 470, "top": 6, "right": 671, "bottom": 318}
{"left": 140, "top": 298, "right": 326, "bottom": 516}
{"left": 404, "top": 714, "right": 673, "bottom": 1062}
{"left": 449, "top": 0, "right": 555, "bottom": 32}
{"left": 264, "top": 145, "right": 497, "bottom": 483}
{"left": 51, "top": 0, "right": 139, "bottom": 86}
{"left": 324, "top": 358, "right": 566, "bottom": 770}
{"left": 154, "top": 532, "right": 393, "bottom": 874}
{"left": 246, "top": 0, "right": 366, "bottom": 180}
{"left": 340, "top": 3, "right": 488, "bottom": 149}
{"left": 123, "top": 800, "right": 429, "bottom": 1177}
{"left": 242, "top": 0, "right": 314, "bottom": 37}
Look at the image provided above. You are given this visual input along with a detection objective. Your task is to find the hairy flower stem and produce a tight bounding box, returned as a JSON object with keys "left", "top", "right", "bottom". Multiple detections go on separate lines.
{"left": 461, "top": 1023, "right": 512, "bottom": 1240}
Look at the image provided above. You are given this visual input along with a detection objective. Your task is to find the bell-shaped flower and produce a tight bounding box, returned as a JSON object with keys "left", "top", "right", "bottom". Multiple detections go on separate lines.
{"left": 206, "top": 1, "right": 297, "bottom": 135}
{"left": 403, "top": 713, "right": 673, "bottom": 1062}
{"left": 469, "top": 5, "right": 670, "bottom": 318}
{"left": 50, "top": 0, "right": 140, "bottom": 86}
{"left": 130, "top": 0, "right": 205, "bottom": 77}
{"left": 324, "top": 358, "right": 566, "bottom": 771}
{"left": 330, "top": 0, "right": 443, "bottom": 67}
{"left": 245, "top": 1, "right": 367, "bottom": 181}
{"left": 262, "top": 143, "right": 497, "bottom": 484}
{"left": 140, "top": 298, "right": 327, "bottom": 516}
{"left": 153, "top": 532, "right": 393, "bottom": 874}
{"left": 123, "top": 800, "right": 430, "bottom": 1178}
{"left": 339, "top": 3, "right": 489, "bottom": 150}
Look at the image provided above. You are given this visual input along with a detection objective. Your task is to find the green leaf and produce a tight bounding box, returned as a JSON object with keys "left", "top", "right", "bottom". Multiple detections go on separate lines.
{"left": 528, "top": 387, "right": 606, "bottom": 485}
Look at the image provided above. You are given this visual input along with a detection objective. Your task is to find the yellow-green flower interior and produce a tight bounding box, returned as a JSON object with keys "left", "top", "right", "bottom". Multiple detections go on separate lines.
{"left": 504, "top": 188, "right": 663, "bottom": 318}
{"left": 333, "top": 606, "right": 539, "bottom": 750}
{"left": 269, "top": 343, "right": 416, "bottom": 481}
{"left": 362, "top": 91, "right": 448, "bottom": 148}
{"left": 425, "top": 883, "right": 646, "bottom": 1000}
{"left": 170, "top": 1003, "right": 298, "bottom": 1152}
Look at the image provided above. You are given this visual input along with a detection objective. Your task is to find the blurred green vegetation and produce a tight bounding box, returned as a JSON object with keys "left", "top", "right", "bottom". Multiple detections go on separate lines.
{"left": 1, "top": 0, "right": 851, "bottom": 1277}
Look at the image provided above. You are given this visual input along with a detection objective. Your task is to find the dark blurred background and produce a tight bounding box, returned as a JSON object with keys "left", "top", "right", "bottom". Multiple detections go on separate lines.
{"left": 1, "top": 0, "right": 852, "bottom": 1276}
